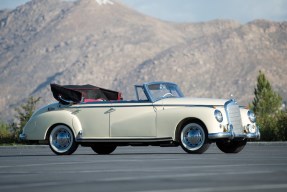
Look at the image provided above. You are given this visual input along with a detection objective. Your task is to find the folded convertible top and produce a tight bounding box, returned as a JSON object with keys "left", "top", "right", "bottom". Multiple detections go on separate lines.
{"left": 50, "top": 84, "right": 122, "bottom": 104}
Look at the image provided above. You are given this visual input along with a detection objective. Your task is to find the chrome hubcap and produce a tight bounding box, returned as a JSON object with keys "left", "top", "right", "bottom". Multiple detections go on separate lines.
{"left": 186, "top": 129, "right": 202, "bottom": 145}
{"left": 181, "top": 124, "right": 205, "bottom": 151}
{"left": 51, "top": 127, "right": 72, "bottom": 151}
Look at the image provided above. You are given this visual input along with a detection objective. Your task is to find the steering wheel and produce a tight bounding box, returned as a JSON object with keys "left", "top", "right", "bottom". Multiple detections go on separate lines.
{"left": 162, "top": 92, "right": 174, "bottom": 98}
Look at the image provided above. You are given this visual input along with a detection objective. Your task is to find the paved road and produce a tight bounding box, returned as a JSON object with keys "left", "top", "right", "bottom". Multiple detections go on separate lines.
{"left": 0, "top": 143, "right": 287, "bottom": 192}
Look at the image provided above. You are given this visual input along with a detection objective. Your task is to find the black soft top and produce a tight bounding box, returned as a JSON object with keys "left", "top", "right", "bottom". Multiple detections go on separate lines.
{"left": 50, "top": 84, "right": 122, "bottom": 105}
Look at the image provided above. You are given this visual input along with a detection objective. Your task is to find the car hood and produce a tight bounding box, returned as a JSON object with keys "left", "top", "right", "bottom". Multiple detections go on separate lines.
{"left": 158, "top": 97, "right": 228, "bottom": 106}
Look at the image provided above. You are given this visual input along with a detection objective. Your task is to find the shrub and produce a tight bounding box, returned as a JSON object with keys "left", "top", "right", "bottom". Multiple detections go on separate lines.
{"left": 276, "top": 112, "right": 287, "bottom": 141}
{"left": 0, "top": 121, "right": 13, "bottom": 144}
{"left": 10, "top": 96, "right": 40, "bottom": 143}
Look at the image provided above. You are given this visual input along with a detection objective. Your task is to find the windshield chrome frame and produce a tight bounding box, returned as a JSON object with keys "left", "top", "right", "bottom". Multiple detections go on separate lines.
{"left": 142, "top": 81, "right": 184, "bottom": 103}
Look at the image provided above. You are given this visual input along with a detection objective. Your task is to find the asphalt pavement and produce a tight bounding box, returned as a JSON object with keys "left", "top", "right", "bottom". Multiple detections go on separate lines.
{"left": 0, "top": 143, "right": 287, "bottom": 192}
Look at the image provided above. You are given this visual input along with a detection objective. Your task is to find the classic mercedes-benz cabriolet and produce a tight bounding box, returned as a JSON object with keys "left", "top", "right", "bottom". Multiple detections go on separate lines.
{"left": 20, "top": 82, "right": 260, "bottom": 155}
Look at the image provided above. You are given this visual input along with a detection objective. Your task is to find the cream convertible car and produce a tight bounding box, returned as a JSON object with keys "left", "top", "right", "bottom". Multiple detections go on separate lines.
{"left": 20, "top": 82, "right": 260, "bottom": 155}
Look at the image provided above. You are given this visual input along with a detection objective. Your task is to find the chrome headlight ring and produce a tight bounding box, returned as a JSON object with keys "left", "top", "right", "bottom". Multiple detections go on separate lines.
{"left": 248, "top": 110, "right": 256, "bottom": 123}
{"left": 214, "top": 109, "right": 223, "bottom": 123}
{"left": 246, "top": 124, "right": 257, "bottom": 133}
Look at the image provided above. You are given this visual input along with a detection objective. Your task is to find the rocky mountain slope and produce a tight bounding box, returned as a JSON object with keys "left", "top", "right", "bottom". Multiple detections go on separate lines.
{"left": 0, "top": 0, "right": 286, "bottom": 121}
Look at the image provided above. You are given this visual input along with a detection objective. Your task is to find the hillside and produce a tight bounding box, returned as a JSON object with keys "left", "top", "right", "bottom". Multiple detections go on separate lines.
{"left": 0, "top": 0, "right": 286, "bottom": 121}
{"left": 118, "top": 20, "right": 287, "bottom": 103}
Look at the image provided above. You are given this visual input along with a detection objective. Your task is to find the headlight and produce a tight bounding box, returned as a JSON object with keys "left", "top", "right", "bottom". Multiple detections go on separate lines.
{"left": 214, "top": 109, "right": 223, "bottom": 122}
{"left": 248, "top": 110, "right": 256, "bottom": 123}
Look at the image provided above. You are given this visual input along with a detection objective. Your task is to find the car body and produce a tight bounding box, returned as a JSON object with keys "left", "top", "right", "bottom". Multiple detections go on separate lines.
{"left": 20, "top": 81, "right": 260, "bottom": 155}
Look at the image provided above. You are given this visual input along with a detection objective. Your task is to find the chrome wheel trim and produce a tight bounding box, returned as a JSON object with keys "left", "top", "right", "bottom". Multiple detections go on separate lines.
{"left": 49, "top": 125, "right": 73, "bottom": 153}
{"left": 181, "top": 123, "right": 205, "bottom": 151}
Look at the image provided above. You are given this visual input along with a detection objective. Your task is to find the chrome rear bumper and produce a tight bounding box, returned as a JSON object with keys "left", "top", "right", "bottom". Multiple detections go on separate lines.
{"left": 19, "top": 133, "right": 27, "bottom": 140}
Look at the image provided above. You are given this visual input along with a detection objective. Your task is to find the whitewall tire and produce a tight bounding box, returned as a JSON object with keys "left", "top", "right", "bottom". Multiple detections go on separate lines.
{"left": 179, "top": 123, "right": 210, "bottom": 154}
{"left": 49, "top": 125, "right": 78, "bottom": 155}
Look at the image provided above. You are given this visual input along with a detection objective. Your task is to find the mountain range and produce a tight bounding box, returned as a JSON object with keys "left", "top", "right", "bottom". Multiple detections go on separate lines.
{"left": 0, "top": 0, "right": 286, "bottom": 121}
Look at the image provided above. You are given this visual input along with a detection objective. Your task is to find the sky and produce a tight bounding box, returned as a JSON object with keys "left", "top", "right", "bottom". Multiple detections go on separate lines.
{"left": 0, "top": 0, "right": 287, "bottom": 23}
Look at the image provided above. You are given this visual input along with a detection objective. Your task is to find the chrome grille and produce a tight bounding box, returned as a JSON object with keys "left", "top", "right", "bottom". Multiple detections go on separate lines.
{"left": 225, "top": 100, "right": 243, "bottom": 135}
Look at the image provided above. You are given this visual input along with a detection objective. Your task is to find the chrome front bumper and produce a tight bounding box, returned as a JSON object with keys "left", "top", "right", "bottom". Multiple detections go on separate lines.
{"left": 208, "top": 129, "right": 260, "bottom": 140}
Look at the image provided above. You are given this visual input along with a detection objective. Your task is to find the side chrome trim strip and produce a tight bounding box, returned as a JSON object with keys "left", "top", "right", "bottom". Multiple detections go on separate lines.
{"left": 76, "top": 137, "right": 173, "bottom": 143}
{"left": 69, "top": 104, "right": 218, "bottom": 109}
{"left": 70, "top": 105, "right": 154, "bottom": 109}
{"left": 156, "top": 104, "right": 216, "bottom": 108}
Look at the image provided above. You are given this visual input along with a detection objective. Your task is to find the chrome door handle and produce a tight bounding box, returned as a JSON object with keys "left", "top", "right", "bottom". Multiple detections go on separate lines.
{"left": 105, "top": 108, "right": 115, "bottom": 114}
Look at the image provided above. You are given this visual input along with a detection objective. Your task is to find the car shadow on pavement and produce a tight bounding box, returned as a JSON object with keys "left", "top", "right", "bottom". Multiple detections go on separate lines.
{"left": 0, "top": 154, "right": 55, "bottom": 157}
{"left": 0, "top": 152, "right": 223, "bottom": 157}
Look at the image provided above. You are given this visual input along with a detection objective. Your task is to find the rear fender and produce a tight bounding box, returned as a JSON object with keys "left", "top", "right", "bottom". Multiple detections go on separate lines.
{"left": 25, "top": 110, "right": 82, "bottom": 141}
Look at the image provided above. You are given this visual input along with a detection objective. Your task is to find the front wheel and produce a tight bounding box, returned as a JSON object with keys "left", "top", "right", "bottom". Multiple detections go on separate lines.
{"left": 91, "top": 144, "right": 117, "bottom": 155}
{"left": 49, "top": 125, "right": 78, "bottom": 155}
{"left": 179, "top": 123, "right": 210, "bottom": 154}
{"left": 216, "top": 140, "right": 247, "bottom": 153}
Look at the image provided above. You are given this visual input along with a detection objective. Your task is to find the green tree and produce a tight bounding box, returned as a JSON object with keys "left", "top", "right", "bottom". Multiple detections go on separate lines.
{"left": 10, "top": 96, "right": 40, "bottom": 142}
{"left": 251, "top": 71, "right": 285, "bottom": 141}
{"left": 252, "top": 71, "right": 282, "bottom": 116}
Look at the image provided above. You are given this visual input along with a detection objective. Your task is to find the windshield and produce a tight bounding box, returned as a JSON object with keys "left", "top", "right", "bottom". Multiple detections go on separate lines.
{"left": 146, "top": 82, "right": 184, "bottom": 101}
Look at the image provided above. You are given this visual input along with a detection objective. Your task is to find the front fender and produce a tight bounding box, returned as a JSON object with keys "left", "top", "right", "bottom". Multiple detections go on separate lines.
{"left": 156, "top": 106, "right": 225, "bottom": 139}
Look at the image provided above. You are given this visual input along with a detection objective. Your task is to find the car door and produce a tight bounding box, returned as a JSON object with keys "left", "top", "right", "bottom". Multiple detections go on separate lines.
{"left": 109, "top": 102, "right": 157, "bottom": 137}
{"left": 71, "top": 102, "right": 111, "bottom": 139}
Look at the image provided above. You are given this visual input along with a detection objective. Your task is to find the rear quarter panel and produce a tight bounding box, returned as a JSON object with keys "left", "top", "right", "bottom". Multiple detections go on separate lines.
{"left": 24, "top": 110, "right": 81, "bottom": 140}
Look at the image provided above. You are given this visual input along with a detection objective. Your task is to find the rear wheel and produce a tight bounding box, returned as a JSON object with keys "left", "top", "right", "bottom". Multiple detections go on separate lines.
{"left": 49, "top": 125, "right": 78, "bottom": 155}
{"left": 91, "top": 144, "right": 117, "bottom": 155}
{"left": 216, "top": 140, "right": 247, "bottom": 153}
{"left": 179, "top": 123, "right": 210, "bottom": 154}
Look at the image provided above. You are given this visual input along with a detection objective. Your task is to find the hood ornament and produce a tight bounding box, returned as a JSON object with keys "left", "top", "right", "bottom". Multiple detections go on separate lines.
{"left": 230, "top": 94, "right": 237, "bottom": 104}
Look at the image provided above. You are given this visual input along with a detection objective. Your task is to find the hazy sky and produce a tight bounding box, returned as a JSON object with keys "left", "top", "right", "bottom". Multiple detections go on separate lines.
{"left": 0, "top": 0, "right": 287, "bottom": 23}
